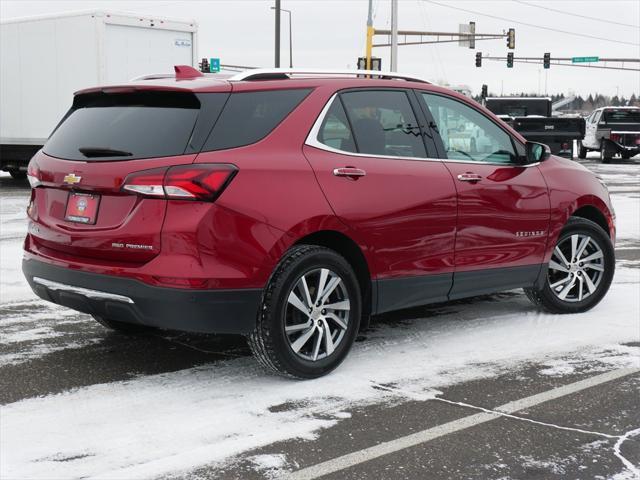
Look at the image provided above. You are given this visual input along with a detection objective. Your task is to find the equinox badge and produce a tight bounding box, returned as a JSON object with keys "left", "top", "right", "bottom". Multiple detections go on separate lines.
{"left": 63, "top": 173, "right": 82, "bottom": 185}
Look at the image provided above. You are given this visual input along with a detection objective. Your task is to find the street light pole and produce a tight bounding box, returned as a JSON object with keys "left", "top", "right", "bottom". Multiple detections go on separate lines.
{"left": 274, "top": 0, "right": 281, "bottom": 67}
{"left": 271, "top": 5, "right": 293, "bottom": 68}
{"left": 390, "top": 0, "right": 398, "bottom": 71}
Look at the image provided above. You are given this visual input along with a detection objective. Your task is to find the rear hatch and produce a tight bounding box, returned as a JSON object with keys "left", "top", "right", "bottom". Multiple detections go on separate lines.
{"left": 601, "top": 109, "right": 640, "bottom": 147}
{"left": 27, "top": 87, "right": 229, "bottom": 263}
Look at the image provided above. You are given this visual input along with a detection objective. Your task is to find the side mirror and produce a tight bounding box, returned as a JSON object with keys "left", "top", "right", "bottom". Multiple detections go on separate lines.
{"left": 526, "top": 141, "right": 551, "bottom": 164}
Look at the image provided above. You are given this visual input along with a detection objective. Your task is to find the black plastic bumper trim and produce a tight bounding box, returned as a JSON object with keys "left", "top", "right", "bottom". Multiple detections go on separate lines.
{"left": 23, "top": 258, "right": 262, "bottom": 334}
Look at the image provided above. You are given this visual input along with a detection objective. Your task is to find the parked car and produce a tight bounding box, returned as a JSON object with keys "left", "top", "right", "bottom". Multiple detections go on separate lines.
{"left": 22, "top": 67, "right": 616, "bottom": 378}
{"left": 579, "top": 107, "right": 640, "bottom": 162}
{"left": 485, "top": 97, "right": 585, "bottom": 158}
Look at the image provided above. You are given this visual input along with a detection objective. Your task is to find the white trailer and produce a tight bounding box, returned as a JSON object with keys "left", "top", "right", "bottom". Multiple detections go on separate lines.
{"left": 0, "top": 10, "right": 198, "bottom": 178}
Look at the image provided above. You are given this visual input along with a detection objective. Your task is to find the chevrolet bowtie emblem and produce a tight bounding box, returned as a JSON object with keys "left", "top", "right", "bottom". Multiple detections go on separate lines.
{"left": 63, "top": 173, "right": 82, "bottom": 185}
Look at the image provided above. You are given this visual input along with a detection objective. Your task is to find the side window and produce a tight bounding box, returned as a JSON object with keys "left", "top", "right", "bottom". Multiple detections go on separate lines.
{"left": 421, "top": 93, "right": 517, "bottom": 164}
{"left": 340, "top": 90, "right": 427, "bottom": 158}
{"left": 317, "top": 98, "right": 357, "bottom": 153}
{"left": 593, "top": 111, "right": 602, "bottom": 124}
{"left": 203, "top": 89, "right": 311, "bottom": 151}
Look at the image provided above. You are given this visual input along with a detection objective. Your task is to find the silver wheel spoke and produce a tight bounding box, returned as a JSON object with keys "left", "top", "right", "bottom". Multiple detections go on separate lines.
{"left": 570, "top": 234, "right": 579, "bottom": 262}
{"left": 286, "top": 321, "right": 312, "bottom": 333}
{"left": 319, "top": 277, "right": 341, "bottom": 305}
{"left": 554, "top": 246, "right": 571, "bottom": 268}
{"left": 576, "top": 236, "right": 590, "bottom": 260}
{"left": 583, "top": 272, "right": 597, "bottom": 293}
{"left": 288, "top": 291, "right": 310, "bottom": 315}
{"left": 557, "top": 276, "right": 577, "bottom": 300}
{"left": 548, "top": 260, "right": 569, "bottom": 273}
{"left": 322, "top": 320, "right": 335, "bottom": 356}
{"left": 577, "top": 275, "right": 584, "bottom": 301}
{"left": 550, "top": 274, "right": 572, "bottom": 289}
{"left": 316, "top": 268, "right": 329, "bottom": 305}
{"left": 584, "top": 262, "right": 604, "bottom": 272}
{"left": 290, "top": 326, "right": 316, "bottom": 353}
{"left": 300, "top": 276, "right": 314, "bottom": 310}
{"left": 311, "top": 329, "right": 322, "bottom": 361}
{"left": 581, "top": 250, "right": 603, "bottom": 263}
{"left": 325, "top": 312, "right": 348, "bottom": 330}
{"left": 323, "top": 300, "right": 351, "bottom": 311}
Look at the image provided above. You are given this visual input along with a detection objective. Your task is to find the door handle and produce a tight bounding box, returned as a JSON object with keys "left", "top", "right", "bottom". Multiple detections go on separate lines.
{"left": 333, "top": 167, "right": 367, "bottom": 179}
{"left": 457, "top": 173, "right": 482, "bottom": 183}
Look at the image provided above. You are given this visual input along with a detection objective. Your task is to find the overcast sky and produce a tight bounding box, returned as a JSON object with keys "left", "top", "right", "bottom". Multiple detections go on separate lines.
{"left": 2, "top": 0, "right": 639, "bottom": 97}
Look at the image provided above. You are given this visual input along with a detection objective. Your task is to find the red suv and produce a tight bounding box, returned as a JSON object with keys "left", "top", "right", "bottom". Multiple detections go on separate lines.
{"left": 23, "top": 67, "right": 616, "bottom": 378}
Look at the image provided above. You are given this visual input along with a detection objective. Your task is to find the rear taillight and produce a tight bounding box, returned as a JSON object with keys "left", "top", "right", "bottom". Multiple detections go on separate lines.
{"left": 27, "top": 160, "right": 41, "bottom": 188}
{"left": 122, "top": 164, "right": 238, "bottom": 202}
{"left": 610, "top": 133, "right": 622, "bottom": 143}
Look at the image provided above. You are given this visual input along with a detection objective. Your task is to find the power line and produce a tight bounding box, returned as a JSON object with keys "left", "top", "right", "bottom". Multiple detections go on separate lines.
{"left": 422, "top": 0, "right": 639, "bottom": 47}
{"left": 513, "top": 0, "right": 640, "bottom": 29}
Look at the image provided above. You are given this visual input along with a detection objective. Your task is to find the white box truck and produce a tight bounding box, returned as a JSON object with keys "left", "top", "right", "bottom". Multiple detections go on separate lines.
{"left": 0, "top": 10, "right": 198, "bottom": 178}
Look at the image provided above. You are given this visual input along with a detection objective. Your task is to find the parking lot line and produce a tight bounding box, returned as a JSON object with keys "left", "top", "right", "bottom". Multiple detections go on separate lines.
{"left": 286, "top": 368, "right": 640, "bottom": 480}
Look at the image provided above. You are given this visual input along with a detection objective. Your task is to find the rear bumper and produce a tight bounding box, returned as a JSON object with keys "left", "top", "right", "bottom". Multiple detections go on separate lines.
{"left": 22, "top": 258, "right": 262, "bottom": 334}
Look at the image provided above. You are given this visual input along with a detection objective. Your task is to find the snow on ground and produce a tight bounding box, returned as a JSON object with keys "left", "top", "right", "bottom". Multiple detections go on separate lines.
{"left": 0, "top": 190, "right": 29, "bottom": 303}
{"left": 1, "top": 271, "right": 639, "bottom": 479}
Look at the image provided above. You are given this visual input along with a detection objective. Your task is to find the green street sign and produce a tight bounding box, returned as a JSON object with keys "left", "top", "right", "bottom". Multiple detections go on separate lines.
{"left": 209, "top": 58, "right": 220, "bottom": 73}
{"left": 572, "top": 56, "right": 599, "bottom": 63}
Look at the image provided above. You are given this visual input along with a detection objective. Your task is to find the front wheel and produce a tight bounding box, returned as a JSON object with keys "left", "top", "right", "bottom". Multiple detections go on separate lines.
{"left": 248, "top": 245, "right": 361, "bottom": 379}
{"left": 524, "top": 217, "right": 614, "bottom": 314}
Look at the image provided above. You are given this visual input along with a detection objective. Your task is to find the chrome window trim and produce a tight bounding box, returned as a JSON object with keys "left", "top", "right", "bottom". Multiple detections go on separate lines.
{"left": 33, "top": 277, "right": 135, "bottom": 304}
{"left": 305, "top": 93, "right": 540, "bottom": 168}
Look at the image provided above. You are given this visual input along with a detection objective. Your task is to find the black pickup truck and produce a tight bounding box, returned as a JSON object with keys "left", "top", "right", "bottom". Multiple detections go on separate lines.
{"left": 485, "top": 97, "right": 585, "bottom": 157}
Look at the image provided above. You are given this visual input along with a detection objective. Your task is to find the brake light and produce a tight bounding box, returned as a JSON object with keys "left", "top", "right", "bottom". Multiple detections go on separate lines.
{"left": 610, "top": 133, "right": 622, "bottom": 143}
{"left": 122, "top": 164, "right": 238, "bottom": 201}
{"left": 27, "top": 159, "right": 41, "bottom": 188}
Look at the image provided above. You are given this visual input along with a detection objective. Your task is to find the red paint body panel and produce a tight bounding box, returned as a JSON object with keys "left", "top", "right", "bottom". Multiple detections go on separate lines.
{"left": 442, "top": 162, "right": 550, "bottom": 271}
{"left": 23, "top": 74, "right": 615, "bottom": 314}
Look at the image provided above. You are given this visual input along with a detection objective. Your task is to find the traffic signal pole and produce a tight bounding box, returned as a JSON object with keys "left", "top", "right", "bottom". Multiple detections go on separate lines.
{"left": 274, "top": 0, "right": 281, "bottom": 67}
{"left": 390, "top": 0, "right": 398, "bottom": 71}
{"left": 365, "top": 0, "right": 374, "bottom": 70}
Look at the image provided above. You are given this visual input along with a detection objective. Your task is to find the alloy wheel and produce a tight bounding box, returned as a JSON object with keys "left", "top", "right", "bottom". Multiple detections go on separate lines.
{"left": 284, "top": 268, "right": 350, "bottom": 361}
{"left": 547, "top": 233, "right": 605, "bottom": 303}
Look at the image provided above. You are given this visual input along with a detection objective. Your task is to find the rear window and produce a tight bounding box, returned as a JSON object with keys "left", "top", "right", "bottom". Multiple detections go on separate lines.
{"left": 44, "top": 91, "right": 215, "bottom": 161}
{"left": 203, "top": 89, "right": 311, "bottom": 151}
{"left": 602, "top": 109, "right": 640, "bottom": 123}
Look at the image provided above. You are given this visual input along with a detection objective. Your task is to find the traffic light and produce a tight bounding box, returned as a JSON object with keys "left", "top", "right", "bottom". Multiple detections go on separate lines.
{"left": 543, "top": 52, "right": 551, "bottom": 69}
{"left": 475, "top": 52, "right": 482, "bottom": 67}
{"left": 507, "top": 28, "right": 515, "bottom": 49}
{"left": 357, "top": 56, "right": 382, "bottom": 71}
{"left": 198, "top": 58, "right": 210, "bottom": 73}
{"left": 507, "top": 52, "right": 514, "bottom": 68}
{"left": 481, "top": 84, "right": 488, "bottom": 99}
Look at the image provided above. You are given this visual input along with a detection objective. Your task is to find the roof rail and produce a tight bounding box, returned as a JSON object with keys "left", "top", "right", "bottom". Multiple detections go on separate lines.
{"left": 228, "top": 68, "right": 431, "bottom": 84}
{"left": 130, "top": 73, "right": 176, "bottom": 81}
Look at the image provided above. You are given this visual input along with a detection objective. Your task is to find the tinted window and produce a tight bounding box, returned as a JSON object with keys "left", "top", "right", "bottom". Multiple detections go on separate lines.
{"left": 340, "top": 90, "right": 426, "bottom": 158}
{"left": 317, "top": 98, "right": 357, "bottom": 153}
{"left": 204, "top": 89, "right": 311, "bottom": 151}
{"left": 44, "top": 91, "right": 208, "bottom": 161}
{"left": 603, "top": 109, "right": 640, "bottom": 123}
{"left": 421, "top": 93, "right": 516, "bottom": 164}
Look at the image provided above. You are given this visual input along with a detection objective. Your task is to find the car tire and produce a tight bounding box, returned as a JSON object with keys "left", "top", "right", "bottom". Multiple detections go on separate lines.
{"left": 9, "top": 170, "right": 27, "bottom": 180}
{"left": 577, "top": 141, "right": 587, "bottom": 159}
{"left": 621, "top": 152, "right": 633, "bottom": 160}
{"left": 92, "top": 315, "right": 155, "bottom": 334}
{"left": 524, "top": 217, "right": 614, "bottom": 314}
{"left": 599, "top": 141, "right": 613, "bottom": 163}
{"left": 248, "top": 245, "right": 361, "bottom": 379}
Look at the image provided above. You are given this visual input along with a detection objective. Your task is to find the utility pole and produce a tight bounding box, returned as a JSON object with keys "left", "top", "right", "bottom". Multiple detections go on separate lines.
{"left": 274, "top": 0, "right": 281, "bottom": 68}
{"left": 390, "top": 0, "right": 398, "bottom": 71}
{"left": 365, "top": 0, "right": 374, "bottom": 70}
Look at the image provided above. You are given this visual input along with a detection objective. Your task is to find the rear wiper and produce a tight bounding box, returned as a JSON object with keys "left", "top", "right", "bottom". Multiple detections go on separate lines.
{"left": 78, "top": 147, "right": 133, "bottom": 158}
